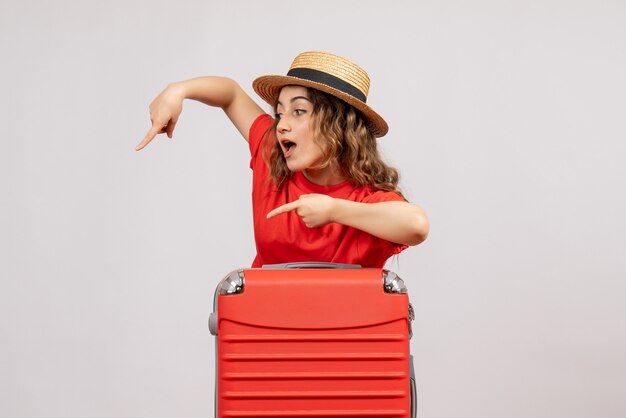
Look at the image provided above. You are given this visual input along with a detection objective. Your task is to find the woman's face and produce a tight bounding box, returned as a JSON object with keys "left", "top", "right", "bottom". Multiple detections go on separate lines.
{"left": 275, "top": 86, "right": 324, "bottom": 174}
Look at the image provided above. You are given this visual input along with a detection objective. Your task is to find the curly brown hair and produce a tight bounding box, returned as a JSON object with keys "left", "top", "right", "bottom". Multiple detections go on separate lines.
{"left": 261, "top": 87, "right": 403, "bottom": 197}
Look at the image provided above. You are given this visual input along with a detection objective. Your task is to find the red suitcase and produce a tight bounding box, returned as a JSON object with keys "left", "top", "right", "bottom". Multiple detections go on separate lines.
{"left": 209, "top": 263, "right": 416, "bottom": 417}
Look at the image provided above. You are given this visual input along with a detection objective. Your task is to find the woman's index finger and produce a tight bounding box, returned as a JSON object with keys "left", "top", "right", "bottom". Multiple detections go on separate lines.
{"left": 135, "top": 125, "right": 161, "bottom": 151}
{"left": 266, "top": 201, "right": 300, "bottom": 218}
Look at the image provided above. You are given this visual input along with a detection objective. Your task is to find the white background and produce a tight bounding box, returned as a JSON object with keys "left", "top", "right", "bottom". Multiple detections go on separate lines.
{"left": 2, "top": 1, "right": 625, "bottom": 417}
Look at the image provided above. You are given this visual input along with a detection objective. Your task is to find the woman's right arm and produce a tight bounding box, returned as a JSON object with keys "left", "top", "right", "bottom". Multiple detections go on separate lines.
{"left": 135, "top": 76, "right": 264, "bottom": 151}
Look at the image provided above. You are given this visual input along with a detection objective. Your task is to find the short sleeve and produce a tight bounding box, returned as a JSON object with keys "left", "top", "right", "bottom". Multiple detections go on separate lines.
{"left": 248, "top": 114, "right": 274, "bottom": 169}
{"left": 361, "top": 189, "right": 407, "bottom": 204}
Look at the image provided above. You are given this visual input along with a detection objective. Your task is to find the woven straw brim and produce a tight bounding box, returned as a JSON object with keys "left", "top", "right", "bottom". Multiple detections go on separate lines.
{"left": 253, "top": 75, "right": 389, "bottom": 138}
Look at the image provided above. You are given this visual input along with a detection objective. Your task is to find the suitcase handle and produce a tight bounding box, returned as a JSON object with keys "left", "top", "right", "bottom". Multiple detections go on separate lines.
{"left": 262, "top": 262, "right": 362, "bottom": 269}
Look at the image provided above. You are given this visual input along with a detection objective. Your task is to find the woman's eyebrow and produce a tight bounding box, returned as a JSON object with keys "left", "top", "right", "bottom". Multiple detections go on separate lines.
{"left": 277, "top": 96, "right": 312, "bottom": 107}
{"left": 290, "top": 96, "right": 312, "bottom": 103}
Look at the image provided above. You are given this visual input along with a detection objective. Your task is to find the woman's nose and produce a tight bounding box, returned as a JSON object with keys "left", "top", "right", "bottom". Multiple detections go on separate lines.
{"left": 277, "top": 117, "right": 290, "bottom": 132}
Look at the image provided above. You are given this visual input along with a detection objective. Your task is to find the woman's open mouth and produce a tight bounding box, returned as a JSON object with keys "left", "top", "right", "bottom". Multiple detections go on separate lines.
{"left": 280, "top": 139, "right": 297, "bottom": 158}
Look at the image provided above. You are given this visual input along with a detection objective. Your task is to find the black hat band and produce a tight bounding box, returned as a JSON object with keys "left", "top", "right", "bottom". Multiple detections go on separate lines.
{"left": 286, "top": 68, "right": 367, "bottom": 103}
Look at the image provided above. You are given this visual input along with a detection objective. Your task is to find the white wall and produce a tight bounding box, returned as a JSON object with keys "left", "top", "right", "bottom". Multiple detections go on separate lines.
{"left": 2, "top": 1, "right": 625, "bottom": 417}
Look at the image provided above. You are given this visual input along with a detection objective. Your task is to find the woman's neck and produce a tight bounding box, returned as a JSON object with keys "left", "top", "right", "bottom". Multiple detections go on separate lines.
{"left": 302, "top": 166, "right": 346, "bottom": 186}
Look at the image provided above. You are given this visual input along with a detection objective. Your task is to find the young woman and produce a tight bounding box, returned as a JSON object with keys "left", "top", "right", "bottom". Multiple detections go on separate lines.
{"left": 136, "top": 51, "right": 429, "bottom": 268}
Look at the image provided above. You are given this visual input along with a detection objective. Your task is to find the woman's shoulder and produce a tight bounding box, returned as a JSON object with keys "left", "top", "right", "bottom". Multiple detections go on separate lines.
{"left": 249, "top": 113, "right": 275, "bottom": 163}
{"left": 249, "top": 113, "right": 274, "bottom": 141}
{"left": 348, "top": 184, "right": 405, "bottom": 203}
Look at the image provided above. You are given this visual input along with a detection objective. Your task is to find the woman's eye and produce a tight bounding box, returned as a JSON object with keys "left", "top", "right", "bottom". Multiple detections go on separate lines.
{"left": 294, "top": 109, "right": 306, "bottom": 116}
{"left": 274, "top": 113, "right": 283, "bottom": 119}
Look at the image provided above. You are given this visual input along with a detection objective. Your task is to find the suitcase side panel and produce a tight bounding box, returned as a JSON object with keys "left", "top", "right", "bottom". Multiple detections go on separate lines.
{"left": 217, "top": 319, "right": 410, "bottom": 417}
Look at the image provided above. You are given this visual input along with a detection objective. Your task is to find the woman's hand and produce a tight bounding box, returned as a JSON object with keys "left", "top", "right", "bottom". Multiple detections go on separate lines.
{"left": 135, "top": 83, "right": 185, "bottom": 151}
{"left": 267, "top": 194, "right": 337, "bottom": 228}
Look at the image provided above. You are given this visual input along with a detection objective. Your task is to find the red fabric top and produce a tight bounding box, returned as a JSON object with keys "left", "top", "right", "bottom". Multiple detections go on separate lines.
{"left": 249, "top": 114, "right": 408, "bottom": 268}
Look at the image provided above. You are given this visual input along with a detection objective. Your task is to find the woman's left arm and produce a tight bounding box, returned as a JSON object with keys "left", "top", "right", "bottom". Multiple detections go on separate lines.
{"left": 267, "top": 194, "right": 429, "bottom": 246}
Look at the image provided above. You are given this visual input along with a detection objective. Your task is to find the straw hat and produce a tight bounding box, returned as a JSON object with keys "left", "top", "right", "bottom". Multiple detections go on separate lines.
{"left": 252, "top": 51, "right": 389, "bottom": 137}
